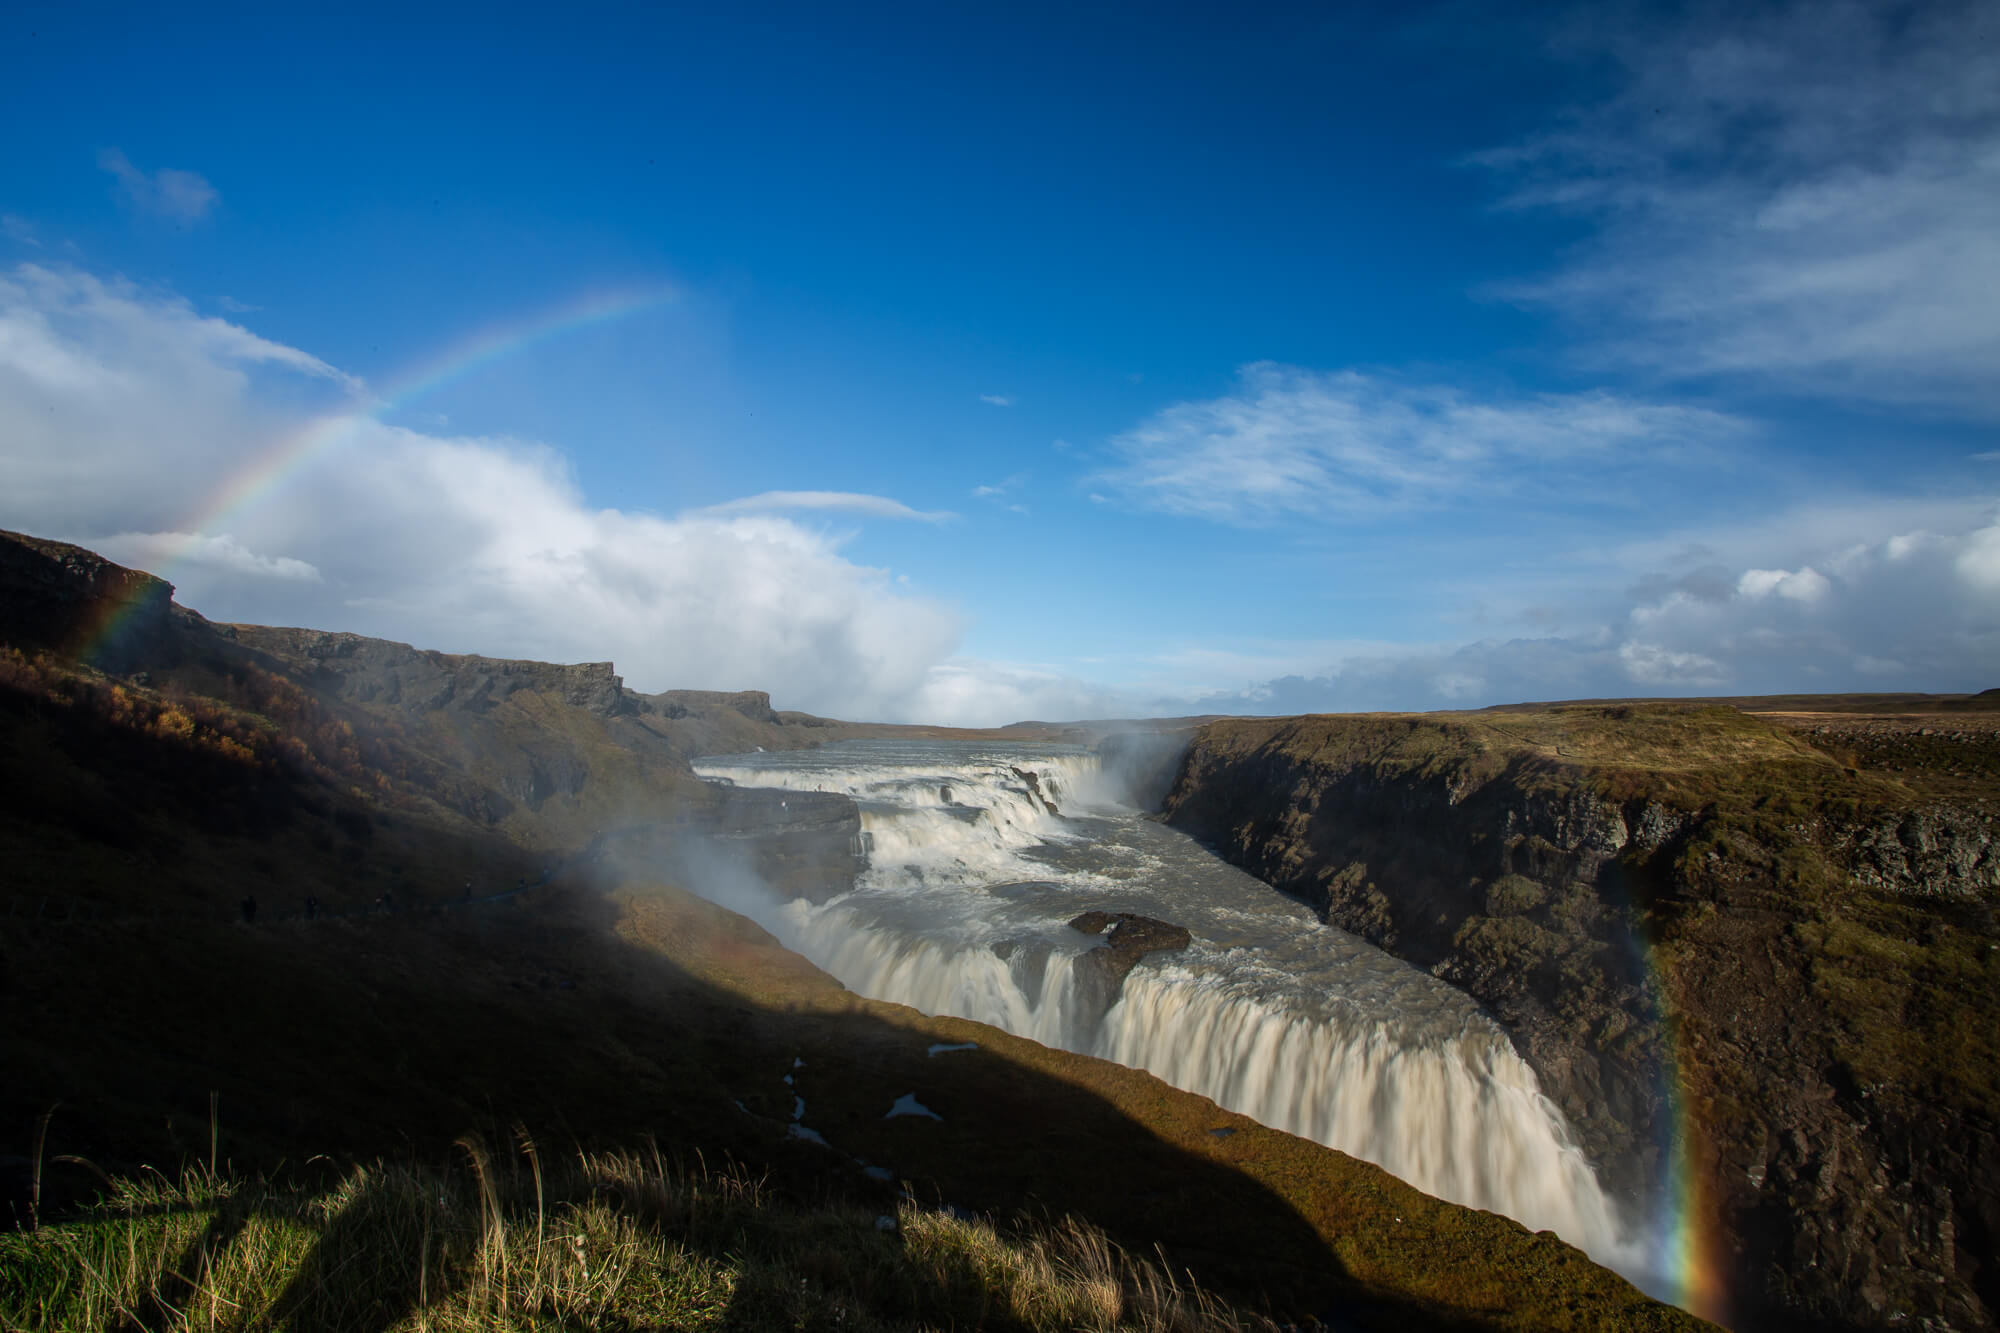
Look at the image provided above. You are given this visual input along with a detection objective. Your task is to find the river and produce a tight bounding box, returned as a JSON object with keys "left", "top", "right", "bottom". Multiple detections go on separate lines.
{"left": 691, "top": 737, "right": 1659, "bottom": 1291}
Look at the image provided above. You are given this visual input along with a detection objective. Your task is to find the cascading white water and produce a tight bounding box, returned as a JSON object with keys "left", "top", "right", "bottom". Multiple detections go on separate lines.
{"left": 692, "top": 739, "right": 1657, "bottom": 1286}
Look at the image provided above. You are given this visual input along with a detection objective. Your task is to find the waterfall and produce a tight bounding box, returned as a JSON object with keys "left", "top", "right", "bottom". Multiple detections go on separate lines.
{"left": 691, "top": 739, "right": 1654, "bottom": 1284}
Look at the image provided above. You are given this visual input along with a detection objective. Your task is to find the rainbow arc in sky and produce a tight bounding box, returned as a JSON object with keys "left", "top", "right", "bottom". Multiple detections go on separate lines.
{"left": 73, "top": 283, "right": 678, "bottom": 665}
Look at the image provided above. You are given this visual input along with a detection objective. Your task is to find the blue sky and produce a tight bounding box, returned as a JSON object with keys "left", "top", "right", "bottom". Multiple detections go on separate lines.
{"left": 3, "top": 0, "right": 1996, "bottom": 723}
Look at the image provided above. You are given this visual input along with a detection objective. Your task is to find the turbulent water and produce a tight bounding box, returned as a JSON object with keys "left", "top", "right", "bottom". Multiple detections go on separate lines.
{"left": 691, "top": 739, "right": 1657, "bottom": 1286}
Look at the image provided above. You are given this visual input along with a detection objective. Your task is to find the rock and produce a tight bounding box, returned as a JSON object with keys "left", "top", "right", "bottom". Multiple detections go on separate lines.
{"left": 228, "top": 626, "right": 629, "bottom": 718}
{"left": 1010, "top": 766, "right": 1060, "bottom": 816}
{"left": 1847, "top": 806, "right": 1998, "bottom": 896}
{"left": 653, "top": 688, "right": 778, "bottom": 723}
{"left": 0, "top": 529, "right": 183, "bottom": 672}
{"left": 1068, "top": 911, "right": 1192, "bottom": 1034}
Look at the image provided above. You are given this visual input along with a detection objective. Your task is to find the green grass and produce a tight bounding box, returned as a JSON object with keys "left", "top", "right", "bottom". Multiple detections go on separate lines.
{"left": 1, "top": 1145, "right": 1269, "bottom": 1333}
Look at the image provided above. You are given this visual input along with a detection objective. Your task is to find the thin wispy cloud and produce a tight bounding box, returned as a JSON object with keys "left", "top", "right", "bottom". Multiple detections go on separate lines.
{"left": 693, "top": 490, "right": 956, "bottom": 524}
{"left": 1092, "top": 363, "right": 1746, "bottom": 524}
{"left": 0, "top": 215, "right": 39, "bottom": 247}
{"left": 978, "top": 393, "right": 1014, "bottom": 407}
{"left": 2, "top": 264, "right": 362, "bottom": 397}
{"left": 970, "top": 473, "right": 1029, "bottom": 512}
{"left": 1477, "top": 0, "right": 2000, "bottom": 413}
{"left": 98, "top": 148, "right": 220, "bottom": 223}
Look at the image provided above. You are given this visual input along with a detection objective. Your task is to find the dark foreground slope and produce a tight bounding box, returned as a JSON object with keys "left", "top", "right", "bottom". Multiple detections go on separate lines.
{"left": 1162, "top": 706, "right": 2000, "bottom": 1331}
{"left": 0, "top": 531, "right": 1701, "bottom": 1331}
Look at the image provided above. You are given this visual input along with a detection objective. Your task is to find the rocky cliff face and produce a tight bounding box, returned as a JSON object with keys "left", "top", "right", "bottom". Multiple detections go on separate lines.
{"left": 1161, "top": 708, "right": 2000, "bottom": 1332}
{"left": 1162, "top": 724, "right": 1672, "bottom": 1205}
{"left": 229, "top": 626, "right": 629, "bottom": 718}
{"left": 0, "top": 530, "right": 866, "bottom": 902}
{"left": 0, "top": 529, "right": 186, "bottom": 671}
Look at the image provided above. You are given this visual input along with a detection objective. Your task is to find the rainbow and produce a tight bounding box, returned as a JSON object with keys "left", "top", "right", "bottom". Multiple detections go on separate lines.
{"left": 71, "top": 282, "right": 678, "bottom": 667}
{"left": 1661, "top": 1015, "right": 1733, "bottom": 1324}
{"left": 1583, "top": 863, "right": 1732, "bottom": 1322}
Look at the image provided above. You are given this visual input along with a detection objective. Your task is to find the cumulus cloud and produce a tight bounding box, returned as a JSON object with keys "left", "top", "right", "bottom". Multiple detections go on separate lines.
{"left": 99, "top": 148, "right": 220, "bottom": 223}
{"left": 1958, "top": 524, "right": 2000, "bottom": 591}
{"left": 1736, "top": 566, "right": 1831, "bottom": 603}
{"left": 0, "top": 262, "right": 1031, "bottom": 722}
{"left": 1617, "top": 641, "right": 1727, "bottom": 687}
{"left": 691, "top": 490, "right": 955, "bottom": 524}
{"left": 1478, "top": 0, "right": 2000, "bottom": 412}
{"left": 1091, "top": 363, "right": 1746, "bottom": 523}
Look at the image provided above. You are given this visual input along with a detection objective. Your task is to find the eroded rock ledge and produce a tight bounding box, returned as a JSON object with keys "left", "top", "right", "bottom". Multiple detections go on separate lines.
{"left": 1068, "top": 911, "right": 1192, "bottom": 1035}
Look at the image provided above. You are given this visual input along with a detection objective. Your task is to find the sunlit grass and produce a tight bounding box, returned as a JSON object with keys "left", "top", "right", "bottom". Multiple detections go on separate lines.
{"left": 1, "top": 1139, "right": 1274, "bottom": 1333}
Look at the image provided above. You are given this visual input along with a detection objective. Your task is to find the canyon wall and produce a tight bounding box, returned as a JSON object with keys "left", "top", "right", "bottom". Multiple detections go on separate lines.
{"left": 1160, "top": 708, "right": 1999, "bottom": 1331}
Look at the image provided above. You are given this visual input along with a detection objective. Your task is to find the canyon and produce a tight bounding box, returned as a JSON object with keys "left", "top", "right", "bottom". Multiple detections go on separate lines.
{"left": 6, "top": 527, "right": 1995, "bottom": 1329}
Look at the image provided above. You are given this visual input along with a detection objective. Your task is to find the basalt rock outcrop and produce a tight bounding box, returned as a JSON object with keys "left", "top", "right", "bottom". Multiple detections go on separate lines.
{"left": 230, "top": 626, "right": 629, "bottom": 718}
{"left": 1161, "top": 707, "right": 2000, "bottom": 1331}
{"left": 1068, "top": 911, "right": 1192, "bottom": 1034}
{"left": 0, "top": 529, "right": 188, "bottom": 671}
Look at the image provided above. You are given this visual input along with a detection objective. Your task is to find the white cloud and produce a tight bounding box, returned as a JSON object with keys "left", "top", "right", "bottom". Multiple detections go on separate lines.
{"left": 1093, "top": 363, "right": 1746, "bottom": 523}
{"left": 1617, "top": 641, "right": 1728, "bottom": 687}
{"left": 1479, "top": 0, "right": 2000, "bottom": 412}
{"left": 692, "top": 490, "right": 955, "bottom": 524}
{"left": 1736, "top": 566, "right": 1830, "bottom": 604}
{"left": 95, "top": 532, "right": 322, "bottom": 582}
{"left": 978, "top": 393, "right": 1014, "bottom": 407}
{"left": 907, "top": 659, "right": 1133, "bottom": 726}
{"left": 1, "top": 215, "right": 39, "bottom": 247}
{"left": 2, "top": 264, "right": 360, "bottom": 398}
{"left": 98, "top": 148, "right": 220, "bottom": 223}
{"left": 1958, "top": 523, "right": 2000, "bottom": 591}
{"left": 970, "top": 472, "right": 1029, "bottom": 507}
{"left": 0, "top": 263, "right": 1010, "bottom": 723}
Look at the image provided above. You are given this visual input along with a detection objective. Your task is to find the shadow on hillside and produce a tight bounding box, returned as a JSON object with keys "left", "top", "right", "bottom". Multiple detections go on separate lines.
{"left": 0, "top": 744, "right": 1438, "bottom": 1332}
{"left": 11, "top": 880, "right": 1413, "bottom": 1328}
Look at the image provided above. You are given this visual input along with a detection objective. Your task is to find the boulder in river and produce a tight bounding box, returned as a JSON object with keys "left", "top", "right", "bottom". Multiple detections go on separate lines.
{"left": 1069, "top": 911, "right": 1192, "bottom": 1034}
